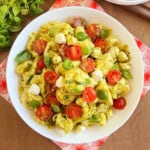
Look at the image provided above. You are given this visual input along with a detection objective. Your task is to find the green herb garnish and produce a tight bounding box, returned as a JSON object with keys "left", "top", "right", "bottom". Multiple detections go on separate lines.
{"left": 97, "top": 90, "right": 108, "bottom": 100}
{"left": 15, "top": 50, "right": 31, "bottom": 63}
{"left": 62, "top": 59, "right": 73, "bottom": 70}
{"left": 51, "top": 104, "right": 61, "bottom": 113}
{"left": 121, "top": 70, "right": 133, "bottom": 79}
{"left": 0, "top": 0, "right": 47, "bottom": 49}
{"left": 44, "top": 56, "right": 53, "bottom": 68}
{"left": 28, "top": 100, "right": 40, "bottom": 109}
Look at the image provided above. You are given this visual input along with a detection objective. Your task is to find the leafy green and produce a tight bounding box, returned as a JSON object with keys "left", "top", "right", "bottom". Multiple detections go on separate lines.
{"left": 51, "top": 104, "right": 61, "bottom": 113}
{"left": 28, "top": 100, "right": 40, "bottom": 109}
{"left": 82, "top": 46, "right": 92, "bottom": 56}
{"left": 99, "top": 28, "right": 112, "bottom": 39}
{"left": 121, "top": 70, "right": 133, "bottom": 80}
{"left": 90, "top": 114, "right": 99, "bottom": 123}
{"left": 76, "top": 32, "right": 88, "bottom": 41}
{"left": 0, "top": 0, "right": 46, "bottom": 50}
{"left": 97, "top": 90, "right": 108, "bottom": 100}
{"left": 44, "top": 56, "right": 53, "bottom": 68}
{"left": 62, "top": 59, "right": 73, "bottom": 70}
{"left": 15, "top": 50, "right": 31, "bottom": 63}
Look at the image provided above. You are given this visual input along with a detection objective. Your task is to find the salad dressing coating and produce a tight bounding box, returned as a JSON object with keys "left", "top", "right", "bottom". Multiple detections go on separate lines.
{"left": 15, "top": 17, "right": 132, "bottom": 133}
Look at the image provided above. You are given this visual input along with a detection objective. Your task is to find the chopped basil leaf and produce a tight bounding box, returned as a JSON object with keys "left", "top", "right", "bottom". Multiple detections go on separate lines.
{"left": 82, "top": 46, "right": 92, "bottom": 56}
{"left": 51, "top": 104, "right": 61, "bottom": 113}
{"left": 76, "top": 32, "right": 88, "bottom": 41}
{"left": 121, "top": 70, "right": 133, "bottom": 79}
{"left": 97, "top": 90, "right": 108, "bottom": 100}
{"left": 44, "top": 56, "right": 52, "bottom": 68}
{"left": 62, "top": 59, "right": 73, "bottom": 70}
{"left": 90, "top": 114, "right": 99, "bottom": 123}
{"left": 111, "top": 64, "right": 120, "bottom": 70}
{"left": 15, "top": 50, "right": 31, "bottom": 63}
{"left": 99, "top": 28, "right": 111, "bottom": 39}
{"left": 28, "top": 100, "right": 40, "bottom": 109}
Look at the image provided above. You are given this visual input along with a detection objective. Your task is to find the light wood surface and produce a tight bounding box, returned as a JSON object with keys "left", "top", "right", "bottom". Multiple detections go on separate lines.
{"left": 0, "top": 1, "right": 150, "bottom": 150}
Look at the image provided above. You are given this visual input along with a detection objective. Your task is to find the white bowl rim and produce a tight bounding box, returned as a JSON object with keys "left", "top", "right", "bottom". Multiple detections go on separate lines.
{"left": 6, "top": 6, "right": 144, "bottom": 144}
{"left": 105, "top": 0, "right": 149, "bottom": 5}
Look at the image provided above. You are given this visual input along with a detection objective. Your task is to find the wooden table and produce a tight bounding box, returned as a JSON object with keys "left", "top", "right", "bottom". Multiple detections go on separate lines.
{"left": 0, "top": 1, "right": 150, "bottom": 150}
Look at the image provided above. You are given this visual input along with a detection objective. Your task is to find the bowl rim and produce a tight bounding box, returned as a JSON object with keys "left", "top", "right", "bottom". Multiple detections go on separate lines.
{"left": 105, "top": 0, "right": 149, "bottom": 5}
{"left": 6, "top": 6, "right": 144, "bottom": 144}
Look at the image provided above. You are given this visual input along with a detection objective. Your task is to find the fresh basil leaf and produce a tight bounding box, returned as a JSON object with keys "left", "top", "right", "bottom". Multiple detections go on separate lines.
{"left": 9, "top": 24, "right": 22, "bottom": 32}
{"left": 97, "top": 90, "right": 108, "bottom": 100}
{"left": 121, "top": 70, "right": 133, "bottom": 79}
{"left": 99, "top": 28, "right": 111, "bottom": 39}
{"left": 44, "top": 56, "right": 53, "bottom": 68}
{"left": 82, "top": 46, "right": 92, "bottom": 56}
{"left": 28, "top": 100, "right": 40, "bottom": 109}
{"left": 20, "top": 8, "right": 29, "bottom": 15}
{"left": 15, "top": 50, "right": 31, "bottom": 63}
{"left": 30, "top": 3, "right": 43, "bottom": 15}
{"left": 0, "top": 34, "right": 12, "bottom": 49}
{"left": 111, "top": 64, "right": 120, "bottom": 70}
{"left": 51, "top": 104, "right": 61, "bottom": 113}
{"left": 0, "top": 5, "right": 8, "bottom": 23}
{"left": 62, "top": 59, "right": 73, "bottom": 70}
{"left": 76, "top": 32, "right": 88, "bottom": 41}
{"left": 12, "top": 3, "right": 20, "bottom": 16}
{"left": 35, "top": 0, "right": 44, "bottom": 5}
{"left": 90, "top": 114, "right": 99, "bottom": 123}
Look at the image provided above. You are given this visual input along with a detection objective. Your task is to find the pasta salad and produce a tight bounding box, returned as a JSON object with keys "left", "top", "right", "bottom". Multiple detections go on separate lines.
{"left": 15, "top": 17, "right": 132, "bottom": 133}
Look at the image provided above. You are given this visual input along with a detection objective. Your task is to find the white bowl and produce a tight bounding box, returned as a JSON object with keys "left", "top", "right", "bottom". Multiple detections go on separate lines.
{"left": 105, "top": 0, "right": 149, "bottom": 5}
{"left": 6, "top": 6, "right": 144, "bottom": 144}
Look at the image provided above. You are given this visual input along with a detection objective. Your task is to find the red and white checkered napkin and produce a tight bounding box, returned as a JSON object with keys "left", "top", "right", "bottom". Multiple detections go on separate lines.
{"left": 0, "top": 0, "right": 150, "bottom": 149}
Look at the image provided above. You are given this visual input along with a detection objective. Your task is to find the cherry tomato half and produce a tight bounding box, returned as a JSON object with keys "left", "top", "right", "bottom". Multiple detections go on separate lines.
{"left": 85, "top": 24, "right": 100, "bottom": 39}
{"left": 81, "top": 58, "right": 95, "bottom": 73}
{"left": 44, "top": 71, "right": 58, "bottom": 85}
{"left": 82, "top": 87, "right": 97, "bottom": 103}
{"left": 106, "top": 70, "right": 122, "bottom": 85}
{"left": 37, "top": 58, "right": 46, "bottom": 71}
{"left": 35, "top": 104, "right": 53, "bottom": 121}
{"left": 45, "top": 95, "right": 61, "bottom": 106}
{"left": 32, "top": 39, "right": 47, "bottom": 55}
{"left": 113, "top": 97, "right": 126, "bottom": 109}
{"left": 66, "top": 45, "right": 82, "bottom": 60}
{"left": 65, "top": 103, "right": 83, "bottom": 119}
{"left": 94, "top": 38, "right": 108, "bottom": 53}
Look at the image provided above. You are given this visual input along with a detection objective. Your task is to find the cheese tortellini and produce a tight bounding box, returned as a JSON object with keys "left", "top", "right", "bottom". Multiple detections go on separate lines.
{"left": 15, "top": 17, "right": 132, "bottom": 133}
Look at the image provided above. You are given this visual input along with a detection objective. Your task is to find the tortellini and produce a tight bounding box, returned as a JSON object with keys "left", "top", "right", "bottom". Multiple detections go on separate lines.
{"left": 15, "top": 17, "right": 132, "bottom": 134}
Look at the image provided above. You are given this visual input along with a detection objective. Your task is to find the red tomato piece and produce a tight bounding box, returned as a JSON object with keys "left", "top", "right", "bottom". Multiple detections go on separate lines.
{"left": 65, "top": 103, "right": 83, "bottom": 119}
{"left": 113, "top": 97, "right": 126, "bottom": 109}
{"left": 32, "top": 39, "right": 47, "bottom": 55}
{"left": 45, "top": 95, "right": 61, "bottom": 106}
{"left": 37, "top": 58, "right": 46, "bottom": 71}
{"left": 94, "top": 38, "right": 108, "bottom": 53}
{"left": 35, "top": 104, "right": 53, "bottom": 121}
{"left": 81, "top": 58, "right": 95, "bottom": 73}
{"left": 106, "top": 70, "right": 122, "bottom": 85}
{"left": 82, "top": 87, "right": 97, "bottom": 103}
{"left": 44, "top": 71, "right": 58, "bottom": 85}
{"left": 46, "top": 85, "right": 57, "bottom": 96}
{"left": 66, "top": 45, "right": 82, "bottom": 60}
{"left": 86, "top": 24, "right": 100, "bottom": 39}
